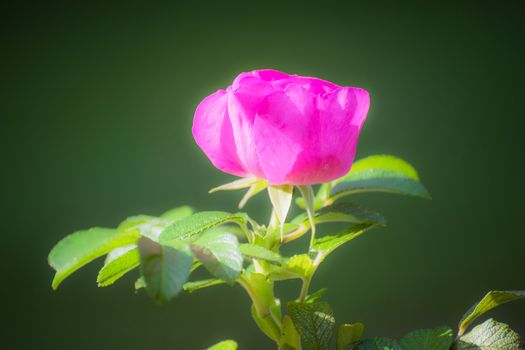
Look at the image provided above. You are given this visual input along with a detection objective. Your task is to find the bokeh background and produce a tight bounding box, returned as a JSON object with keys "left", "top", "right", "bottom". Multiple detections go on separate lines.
{"left": 2, "top": 1, "right": 524, "bottom": 349}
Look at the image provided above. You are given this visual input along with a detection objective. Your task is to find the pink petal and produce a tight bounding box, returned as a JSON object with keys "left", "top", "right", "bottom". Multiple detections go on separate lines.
{"left": 253, "top": 84, "right": 318, "bottom": 184}
{"left": 227, "top": 80, "right": 277, "bottom": 178}
{"left": 192, "top": 89, "right": 247, "bottom": 177}
{"left": 288, "top": 75, "right": 340, "bottom": 95}
{"left": 285, "top": 87, "right": 370, "bottom": 184}
{"left": 252, "top": 69, "right": 290, "bottom": 82}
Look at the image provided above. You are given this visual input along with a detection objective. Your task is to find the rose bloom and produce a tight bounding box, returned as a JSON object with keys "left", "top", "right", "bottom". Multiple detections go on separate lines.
{"left": 192, "top": 69, "right": 370, "bottom": 185}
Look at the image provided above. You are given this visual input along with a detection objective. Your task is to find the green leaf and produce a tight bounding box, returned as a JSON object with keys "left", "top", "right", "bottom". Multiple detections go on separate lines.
{"left": 116, "top": 207, "right": 193, "bottom": 242}
{"left": 458, "top": 290, "right": 525, "bottom": 336}
{"left": 183, "top": 278, "right": 224, "bottom": 293}
{"left": 160, "top": 205, "right": 194, "bottom": 221}
{"left": 190, "top": 230, "right": 243, "bottom": 283}
{"left": 330, "top": 155, "right": 430, "bottom": 200}
{"left": 399, "top": 326, "right": 453, "bottom": 350}
{"left": 207, "top": 339, "right": 238, "bottom": 350}
{"left": 305, "top": 288, "right": 328, "bottom": 304}
{"left": 310, "top": 223, "right": 376, "bottom": 264}
{"left": 331, "top": 170, "right": 430, "bottom": 199}
{"left": 135, "top": 218, "right": 173, "bottom": 242}
{"left": 159, "top": 211, "right": 243, "bottom": 244}
{"left": 209, "top": 176, "right": 261, "bottom": 193}
{"left": 313, "top": 203, "right": 386, "bottom": 226}
{"left": 281, "top": 315, "right": 301, "bottom": 350}
{"left": 117, "top": 215, "right": 156, "bottom": 231}
{"left": 97, "top": 245, "right": 140, "bottom": 287}
{"left": 135, "top": 276, "right": 145, "bottom": 290}
{"left": 358, "top": 337, "right": 401, "bottom": 350}
{"left": 338, "top": 155, "right": 421, "bottom": 183}
{"left": 49, "top": 227, "right": 139, "bottom": 289}
{"left": 337, "top": 323, "right": 365, "bottom": 350}
{"left": 455, "top": 318, "right": 522, "bottom": 350}
{"left": 268, "top": 185, "right": 294, "bottom": 238}
{"left": 288, "top": 301, "right": 335, "bottom": 350}
{"left": 269, "top": 255, "right": 315, "bottom": 281}
{"left": 239, "top": 243, "right": 282, "bottom": 263}
{"left": 137, "top": 237, "right": 193, "bottom": 303}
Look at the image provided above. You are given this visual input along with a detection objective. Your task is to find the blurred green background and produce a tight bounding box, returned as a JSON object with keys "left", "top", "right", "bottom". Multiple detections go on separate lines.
{"left": 2, "top": 1, "right": 524, "bottom": 349}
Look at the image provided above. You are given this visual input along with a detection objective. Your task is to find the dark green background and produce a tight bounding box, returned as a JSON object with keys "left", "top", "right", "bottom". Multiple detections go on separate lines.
{"left": 3, "top": 1, "right": 524, "bottom": 349}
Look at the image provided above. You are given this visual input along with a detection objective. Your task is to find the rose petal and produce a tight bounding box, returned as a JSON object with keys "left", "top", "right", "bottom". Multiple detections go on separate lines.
{"left": 227, "top": 79, "right": 277, "bottom": 178}
{"left": 289, "top": 75, "right": 340, "bottom": 95}
{"left": 192, "top": 89, "right": 246, "bottom": 177}
{"left": 253, "top": 84, "right": 317, "bottom": 184}
{"left": 284, "top": 87, "right": 370, "bottom": 184}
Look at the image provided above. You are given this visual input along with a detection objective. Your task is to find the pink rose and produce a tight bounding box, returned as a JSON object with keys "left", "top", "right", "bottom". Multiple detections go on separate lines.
{"left": 192, "top": 69, "right": 370, "bottom": 185}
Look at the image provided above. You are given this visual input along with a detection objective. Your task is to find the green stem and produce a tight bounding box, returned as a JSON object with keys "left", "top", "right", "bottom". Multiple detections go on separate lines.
{"left": 298, "top": 277, "right": 312, "bottom": 303}
{"left": 238, "top": 274, "right": 282, "bottom": 344}
{"left": 282, "top": 224, "right": 310, "bottom": 243}
{"left": 238, "top": 275, "right": 266, "bottom": 316}
{"left": 308, "top": 224, "right": 316, "bottom": 250}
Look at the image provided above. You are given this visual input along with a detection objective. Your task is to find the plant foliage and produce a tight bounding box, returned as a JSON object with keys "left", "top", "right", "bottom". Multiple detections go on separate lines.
{"left": 48, "top": 155, "right": 523, "bottom": 349}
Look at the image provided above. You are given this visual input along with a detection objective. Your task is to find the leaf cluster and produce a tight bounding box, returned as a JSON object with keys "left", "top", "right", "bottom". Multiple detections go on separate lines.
{"left": 47, "top": 155, "right": 523, "bottom": 349}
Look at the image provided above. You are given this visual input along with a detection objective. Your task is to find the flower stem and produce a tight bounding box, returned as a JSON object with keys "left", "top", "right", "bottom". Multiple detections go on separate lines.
{"left": 238, "top": 273, "right": 282, "bottom": 344}
{"left": 282, "top": 224, "right": 309, "bottom": 243}
{"left": 298, "top": 277, "right": 311, "bottom": 303}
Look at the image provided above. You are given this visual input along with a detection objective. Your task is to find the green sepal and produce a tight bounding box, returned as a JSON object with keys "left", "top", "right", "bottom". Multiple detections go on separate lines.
{"left": 209, "top": 176, "right": 261, "bottom": 193}
{"left": 297, "top": 185, "right": 316, "bottom": 244}
{"left": 239, "top": 180, "right": 268, "bottom": 209}
{"left": 268, "top": 185, "right": 294, "bottom": 240}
